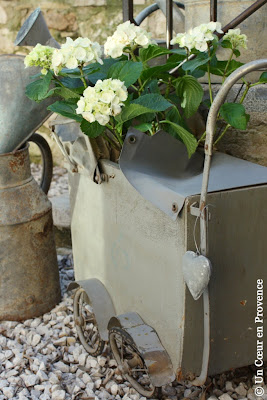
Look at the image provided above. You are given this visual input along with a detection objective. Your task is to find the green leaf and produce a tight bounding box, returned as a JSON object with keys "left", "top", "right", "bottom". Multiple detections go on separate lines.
{"left": 161, "top": 120, "right": 198, "bottom": 157}
{"left": 84, "top": 58, "right": 119, "bottom": 84}
{"left": 139, "top": 44, "right": 172, "bottom": 63}
{"left": 44, "top": 86, "right": 81, "bottom": 100}
{"left": 165, "top": 106, "right": 182, "bottom": 125}
{"left": 201, "top": 60, "right": 244, "bottom": 77}
{"left": 233, "top": 49, "right": 241, "bottom": 57}
{"left": 59, "top": 75, "right": 84, "bottom": 89}
{"left": 59, "top": 67, "right": 85, "bottom": 79}
{"left": 170, "top": 48, "right": 187, "bottom": 56}
{"left": 259, "top": 71, "right": 267, "bottom": 83}
{"left": 134, "top": 122, "right": 153, "bottom": 133}
{"left": 221, "top": 41, "right": 240, "bottom": 57}
{"left": 176, "top": 75, "right": 203, "bottom": 118}
{"left": 143, "top": 79, "right": 160, "bottom": 95}
{"left": 182, "top": 52, "right": 210, "bottom": 73}
{"left": 133, "top": 93, "right": 172, "bottom": 110}
{"left": 221, "top": 39, "right": 232, "bottom": 50}
{"left": 80, "top": 120, "right": 105, "bottom": 138}
{"left": 47, "top": 100, "right": 82, "bottom": 122}
{"left": 25, "top": 72, "right": 53, "bottom": 102}
{"left": 136, "top": 113, "right": 155, "bottom": 123}
{"left": 191, "top": 69, "right": 206, "bottom": 78}
{"left": 140, "top": 63, "right": 177, "bottom": 82}
{"left": 116, "top": 94, "right": 172, "bottom": 123}
{"left": 220, "top": 103, "right": 250, "bottom": 130}
{"left": 107, "top": 60, "right": 143, "bottom": 87}
{"left": 166, "top": 53, "right": 187, "bottom": 65}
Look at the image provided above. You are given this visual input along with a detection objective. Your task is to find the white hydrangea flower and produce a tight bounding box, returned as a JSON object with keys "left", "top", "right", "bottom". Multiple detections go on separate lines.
{"left": 223, "top": 28, "right": 248, "bottom": 49}
{"left": 51, "top": 36, "right": 103, "bottom": 75}
{"left": 104, "top": 21, "right": 154, "bottom": 58}
{"left": 24, "top": 43, "right": 54, "bottom": 75}
{"left": 76, "top": 78, "right": 128, "bottom": 126}
{"left": 171, "top": 21, "right": 223, "bottom": 52}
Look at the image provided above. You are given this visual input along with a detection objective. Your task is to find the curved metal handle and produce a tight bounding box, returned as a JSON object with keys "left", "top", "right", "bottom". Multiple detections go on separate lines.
{"left": 192, "top": 59, "right": 267, "bottom": 387}
{"left": 200, "top": 59, "right": 267, "bottom": 239}
{"left": 29, "top": 133, "right": 53, "bottom": 195}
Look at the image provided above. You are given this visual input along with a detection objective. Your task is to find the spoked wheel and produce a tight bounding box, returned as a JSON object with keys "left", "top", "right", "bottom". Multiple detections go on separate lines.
{"left": 109, "top": 327, "right": 160, "bottom": 398}
{"left": 73, "top": 287, "right": 104, "bottom": 356}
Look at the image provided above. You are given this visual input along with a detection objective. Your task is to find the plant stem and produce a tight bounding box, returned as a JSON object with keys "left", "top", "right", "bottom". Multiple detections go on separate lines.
{"left": 239, "top": 83, "right": 250, "bottom": 104}
{"left": 129, "top": 50, "right": 143, "bottom": 92}
{"left": 103, "top": 132, "right": 121, "bottom": 151}
{"left": 78, "top": 66, "right": 88, "bottom": 89}
{"left": 197, "top": 131, "right": 206, "bottom": 145}
{"left": 214, "top": 123, "right": 230, "bottom": 146}
{"left": 106, "top": 124, "right": 123, "bottom": 146}
{"left": 53, "top": 75, "right": 65, "bottom": 88}
{"left": 222, "top": 49, "right": 234, "bottom": 83}
{"left": 207, "top": 48, "right": 213, "bottom": 105}
{"left": 165, "top": 78, "right": 171, "bottom": 99}
{"left": 130, "top": 84, "right": 139, "bottom": 92}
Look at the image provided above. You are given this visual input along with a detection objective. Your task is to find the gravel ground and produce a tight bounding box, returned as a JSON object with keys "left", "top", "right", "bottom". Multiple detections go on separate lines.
{"left": 0, "top": 165, "right": 265, "bottom": 400}
{"left": 30, "top": 164, "right": 69, "bottom": 199}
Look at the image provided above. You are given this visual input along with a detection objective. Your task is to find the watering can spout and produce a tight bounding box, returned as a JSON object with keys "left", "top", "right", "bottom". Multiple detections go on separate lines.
{"left": 14, "top": 8, "right": 60, "bottom": 48}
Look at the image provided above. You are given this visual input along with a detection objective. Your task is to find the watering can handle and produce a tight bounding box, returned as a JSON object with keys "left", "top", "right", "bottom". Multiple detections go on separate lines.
{"left": 28, "top": 133, "right": 53, "bottom": 195}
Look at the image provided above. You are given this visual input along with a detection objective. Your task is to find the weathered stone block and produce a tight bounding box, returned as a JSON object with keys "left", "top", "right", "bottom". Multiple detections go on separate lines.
{"left": 73, "top": 0, "right": 106, "bottom": 5}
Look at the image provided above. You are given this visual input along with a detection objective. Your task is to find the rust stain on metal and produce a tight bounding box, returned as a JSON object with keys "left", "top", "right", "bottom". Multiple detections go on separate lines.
{"left": 172, "top": 202, "right": 178, "bottom": 213}
{"left": 9, "top": 151, "right": 26, "bottom": 173}
{"left": 176, "top": 367, "right": 184, "bottom": 381}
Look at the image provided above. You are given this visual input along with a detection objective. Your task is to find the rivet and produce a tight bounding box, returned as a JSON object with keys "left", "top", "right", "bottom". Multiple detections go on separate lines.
{"left": 172, "top": 202, "right": 178, "bottom": 213}
{"left": 128, "top": 135, "right": 136, "bottom": 144}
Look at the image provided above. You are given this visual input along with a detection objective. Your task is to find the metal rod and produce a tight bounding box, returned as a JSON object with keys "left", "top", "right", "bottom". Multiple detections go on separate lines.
{"left": 122, "top": 0, "right": 134, "bottom": 23}
{"left": 220, "top": 0, "right": 267, "bottom": 36}
{"left": 210, "top": 0, "right": 217, "bottom": 21}
{"left": 166, "top": 0, "right": 173, "bottom": 49}
{"left": 192, "top": 59, "right": 267, "bottom": 387}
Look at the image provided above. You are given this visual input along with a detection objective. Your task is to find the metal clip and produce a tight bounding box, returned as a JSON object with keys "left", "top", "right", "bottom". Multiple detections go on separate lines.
{"left": 190, "top": 202, "right": 201, "bottom": 217}
{"left": 190, "top": 202, "right": 211, "bottom": 220}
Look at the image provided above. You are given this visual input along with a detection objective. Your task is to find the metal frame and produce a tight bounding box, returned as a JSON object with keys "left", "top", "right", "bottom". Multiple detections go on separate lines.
{"left": 123, "top": 0, "right": 267, "bottom": 47}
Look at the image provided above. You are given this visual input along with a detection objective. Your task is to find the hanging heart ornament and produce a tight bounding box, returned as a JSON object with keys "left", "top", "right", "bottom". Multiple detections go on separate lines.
{"left": 182, "top": 251, "right": 212, "bottom": 300}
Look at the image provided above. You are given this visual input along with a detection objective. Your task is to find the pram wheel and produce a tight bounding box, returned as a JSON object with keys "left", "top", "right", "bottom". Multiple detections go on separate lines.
{"left": 109, "top": 326, "right": 160, "bottom": 398}
{"left": 73, "top": 287, "right": 105, "bottom": 356}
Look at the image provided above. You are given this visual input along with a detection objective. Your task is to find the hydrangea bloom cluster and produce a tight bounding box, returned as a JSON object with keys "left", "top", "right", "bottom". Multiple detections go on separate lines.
{"left": 104, "top": 21, "right": 154, "bottom": 58}
{"left": 171, "top": 22, "right": 223, "bottom": 52}
{"left": 223, "top": 28, "right": 248, "bottom": 49}
{"left": 51, "top": 37, "right": 103, "bottom": 75}
{"left": 76, "top": 79, "right": 128, "bottom": 126}
{"left": 24, "top": 44, "right": 54, "bottom": 75}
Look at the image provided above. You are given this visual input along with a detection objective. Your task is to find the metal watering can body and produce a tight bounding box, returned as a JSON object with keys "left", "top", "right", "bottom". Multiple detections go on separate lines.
{"left": 0, "top": 145, "right": 61, "bottom": 320}
{"left": 0, "top": 8, "right": 60, "bottom": 155}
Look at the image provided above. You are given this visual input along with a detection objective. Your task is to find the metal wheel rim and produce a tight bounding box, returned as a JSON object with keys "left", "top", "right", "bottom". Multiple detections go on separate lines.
{"left": 73, "top": 287, "right": 104, "bottom": 355}
{"left": 109, "top": 328, "right": 157, "bottom": 398}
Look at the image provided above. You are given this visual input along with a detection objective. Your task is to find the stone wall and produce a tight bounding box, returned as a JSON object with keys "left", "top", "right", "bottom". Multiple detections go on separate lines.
{"left": 0, "top": 0, "right": 166, "bottom": 55}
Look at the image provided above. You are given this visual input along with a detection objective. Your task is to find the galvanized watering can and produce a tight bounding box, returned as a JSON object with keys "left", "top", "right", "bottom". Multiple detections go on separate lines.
{"left": 0, "top": 144, "right": 61, "bottom": 320}
{"left": 0, "top": 9, "right": 62, "bottom": 320}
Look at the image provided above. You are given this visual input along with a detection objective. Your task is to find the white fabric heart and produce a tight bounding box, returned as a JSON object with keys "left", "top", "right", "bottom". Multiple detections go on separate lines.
{"left": 182, "top": 251, "right": 212, "bottom": 300}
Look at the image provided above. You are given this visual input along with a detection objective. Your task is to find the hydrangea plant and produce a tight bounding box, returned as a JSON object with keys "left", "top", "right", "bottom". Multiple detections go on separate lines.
{"left": 25, "top": 21, "right": 267, "bottom": 157}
